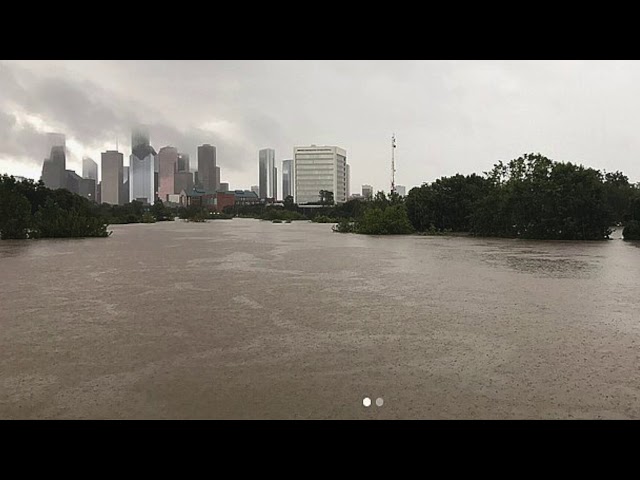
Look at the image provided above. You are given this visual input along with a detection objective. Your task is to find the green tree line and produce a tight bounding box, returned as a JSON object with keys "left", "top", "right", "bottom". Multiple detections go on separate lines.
{"left": 4, "top": 153, "right": 640, "bottom": 240}
{"left": 405, "top": 153, "right": 640, "bottom": 240}
{"left": 0, "top": 175, "right": 231, "bottom": 239}
{"left": 0, "top": 175, "right": 109, "bottom": 239}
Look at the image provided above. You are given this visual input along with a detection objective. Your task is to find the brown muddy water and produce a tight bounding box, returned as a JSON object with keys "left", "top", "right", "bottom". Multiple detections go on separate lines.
{"left": 1, "top": 219, "right": 639, "bottom": 419}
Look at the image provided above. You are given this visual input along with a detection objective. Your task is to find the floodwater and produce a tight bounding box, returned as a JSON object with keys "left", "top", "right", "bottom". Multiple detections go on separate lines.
{"left": 1, "top": 219, "right": 639, "bottom": 419}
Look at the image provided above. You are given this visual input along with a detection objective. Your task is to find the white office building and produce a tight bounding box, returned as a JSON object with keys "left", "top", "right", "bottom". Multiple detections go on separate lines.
{"left": 294, "top": 145, "right": 348, "bottom": 204}
{"left": 346, "top": 164, "right": 350, "bottom": 199}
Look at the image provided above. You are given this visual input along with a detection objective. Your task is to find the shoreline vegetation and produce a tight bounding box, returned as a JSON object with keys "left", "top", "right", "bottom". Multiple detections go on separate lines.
{"left": 0, "top": 174, "right": 233, "bottom": 239}
{"left": 339, "top": 153, "right": 640, "bottom": 241}
{"left": 3, "top": 153, "right": 640, "bottom": 241}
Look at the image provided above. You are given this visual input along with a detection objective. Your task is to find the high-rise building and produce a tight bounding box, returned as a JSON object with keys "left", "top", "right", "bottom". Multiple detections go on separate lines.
{"left": 219, "top": 182, "right": 229, "bottom": 192}
{"left": 129, "top": 126, "right": 156, "bottom": 204}
{"left": 251, "top": 185, "right": 259, "bottom": 196}
{"left": 65, "top": 169, "right": 95, "bottom": 202}
{"left": 158, "top": 146, "right": 178, "bottom": 202}
{"left": 82, "top": 157, "right": 98, "bottom": 181}
{"left": 176, "top": 153, "right": 190, "bottom": 172}
{"left": 65, "top": 170, "right": 81, "bottom": 194}
{"left": 120, "top": 166, "right": 130, "bottom": 205}
{"left": 41, "top": 134, "right": 67, "bottom": 190}
{"left": 274, "top": 167, "right": 278, "bottom": 200}
{"left": 282, "top": 159, "right": 293, "bottom": 199}
{"left": 294, "top": 145, "right": 348, "bottom": 204}
{"left": 197, "top": 144, "right": 216, "bottom": 192}
{"left": 101, "top": 150, "right": 123, "bottom": 205}
{"left": 215, "top": 166, "right": 221, "bottom": 191}
{"left": 347, "top": 163, "right": 351, "bottom": 199}
{"left": 194, "top": 171, "right": 200, "bottom": 189}
{"left": 79, "top": 177, "right": 97, "bottom": 202}
{"left": 396, "top": 185, "right": 406, "bottom": 197}
{"left": 41, "top": 149, "right": 66, "bottom": 190}
{"left": 346, "top": 164, "right": 351, "bottom": 200}
{"left": 175, "top": 171, "right": 194, "bottom": 194}
{"left": 154, "top": 154, "right": 159, "bottom": 203}
{"left": 259, "top": 148, "right": 276, "bottom": 199}
{"left": 362, "top": 184, "right": 373, "bottom": 199}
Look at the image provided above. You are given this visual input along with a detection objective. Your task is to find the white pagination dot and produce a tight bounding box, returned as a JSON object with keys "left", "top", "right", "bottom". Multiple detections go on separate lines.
{"left": 376, "top": 397, "right": 384, "bottom": 407}
{"left": 363, "top": 397, "right": 372, "bottom": 407}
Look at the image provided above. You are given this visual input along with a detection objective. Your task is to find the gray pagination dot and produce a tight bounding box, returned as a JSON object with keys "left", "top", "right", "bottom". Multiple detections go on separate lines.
{"left": 376, "top": 397, "right": 384, "bottom": 407}
{"left": 363, "top": 397, "right": 372, "bottom": 407}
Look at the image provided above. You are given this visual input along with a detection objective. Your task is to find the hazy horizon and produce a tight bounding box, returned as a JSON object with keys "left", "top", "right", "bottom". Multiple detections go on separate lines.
{"left": 2, "top": 60, "right": 640, "bottom": 193}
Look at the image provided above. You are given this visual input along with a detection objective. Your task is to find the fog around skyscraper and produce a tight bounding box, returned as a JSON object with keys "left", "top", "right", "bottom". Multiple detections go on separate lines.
{"left": 82, "top": 157, "right": 98, "bottom": 181}
{"left": 3, "top": 60, "right": 640, "bottom": 192}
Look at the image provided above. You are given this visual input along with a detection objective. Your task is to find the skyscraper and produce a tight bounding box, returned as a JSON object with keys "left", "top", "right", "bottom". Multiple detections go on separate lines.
{"left": 81, "top": 157, "right": 98, "bottom": 201}
{"left": 215, "top": 166, "right": 220, "bottom": 191}
{"left": 294, "top": 145, "right": 348, "bottom": 204}
{"left": 158, "top": 146, "right": 179, "bottom": 202}
{"left": 65, "top": 169, "right": 96, "bottom": 202}
{"left": 129, "top": 126, "right": 156, "bottom": 204}
{"left": 346, "top": 164, "right": 351, "bottom": 199}
{"left": 282, "top": 159, "right": 293, "bottom": 199}
{"left": 362, "top": 184, "right": 373, "bottom": 199}
{"left": 82, "top": 157, "right": 98, "bottom": 181}
{"left": 65, "top": 170, "right": 82, "bottom": 194}
{"left": 41, "top": 148, "right": 66, "bottom": 190}
{"left": 120, "top": 166, "right": 130, "bottom": 205}
{"left": 197, "top": 144, "right": 216, "bottom": 192}
{"left": 154, "top": 154, "right": 159, "bottom": 203}
{"left": 175, "top": 171, "right": 194, "bottom": 194}
{"left": 176, "top": 153, "right": 190, "bottom": 173}
{"left": 259, "top": 148, "right": 276, "bottom": 199}
{"left": 79, "top": 178, "right": 97, "bottom": 202}
{"left": 40, "top": 134, "right": 67, "bottom": 190}
{"left": 101, "top": 150, "right": 123, "bottom": 205}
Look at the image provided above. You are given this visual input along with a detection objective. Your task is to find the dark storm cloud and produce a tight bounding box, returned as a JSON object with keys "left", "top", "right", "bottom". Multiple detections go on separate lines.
{"left": 147, "top": 123, "right": 252, "bottom": 173}
{"left": 0, "top": 108, "right": 49, "bottom": 163}
{"left": 0, "top": 61, "right": 260, "bottom": 175}
{"left": 0, "top": 62, "right": 134, "bottom": 163}
{"left": 3, "top": 60, "right": 640, "bottom": 189}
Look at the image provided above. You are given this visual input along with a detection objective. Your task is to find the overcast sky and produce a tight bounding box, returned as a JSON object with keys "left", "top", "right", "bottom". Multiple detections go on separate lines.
{"left": 1, "top": 60, "right": 640, "bottom": 193}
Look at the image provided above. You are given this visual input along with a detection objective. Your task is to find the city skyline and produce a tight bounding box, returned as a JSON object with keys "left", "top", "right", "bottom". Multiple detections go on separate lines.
{"left": 6, "top": 61, "right": 640, "bottom": 196}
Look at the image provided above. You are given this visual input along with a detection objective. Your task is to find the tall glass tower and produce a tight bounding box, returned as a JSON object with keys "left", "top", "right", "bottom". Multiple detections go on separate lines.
{"left": 259, "top": 148, "right": 276, "bottom": 200}
{"left": 129, "top": 126, "right": 156, "bottom": 204}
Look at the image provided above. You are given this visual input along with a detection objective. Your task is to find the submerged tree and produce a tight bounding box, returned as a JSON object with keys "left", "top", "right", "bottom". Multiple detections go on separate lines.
{"left": 623, "top": 220, "right": 640, "bottom": 240}
{"left": 406, "top": 154, "right": 618, "bottom": 240}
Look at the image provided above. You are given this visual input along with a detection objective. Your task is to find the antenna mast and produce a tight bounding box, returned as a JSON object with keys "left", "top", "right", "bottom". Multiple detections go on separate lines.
{"left": 391, "top": 133, "right": 396, "bottom": 194}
